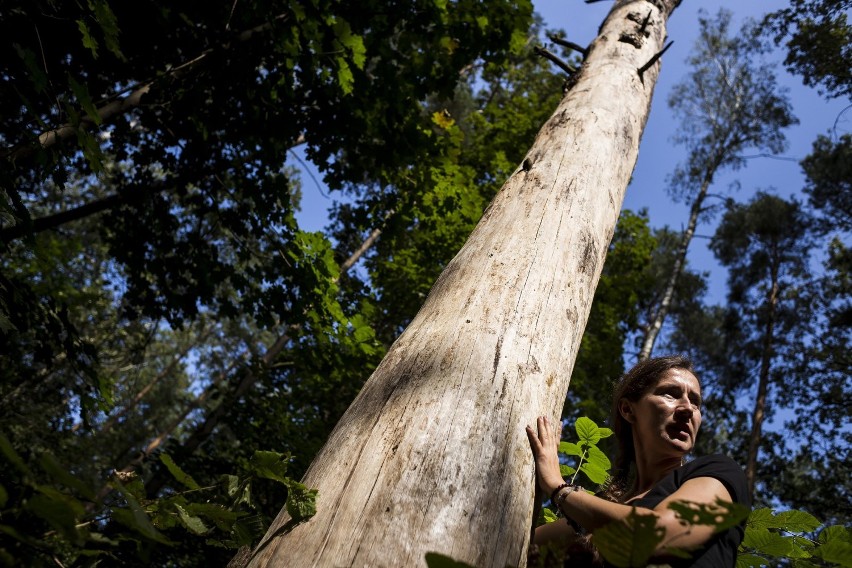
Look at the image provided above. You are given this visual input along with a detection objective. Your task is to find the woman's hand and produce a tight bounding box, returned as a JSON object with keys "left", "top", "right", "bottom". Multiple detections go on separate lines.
{"left": 525, "top": 416, "right": 566, "bottom": 495}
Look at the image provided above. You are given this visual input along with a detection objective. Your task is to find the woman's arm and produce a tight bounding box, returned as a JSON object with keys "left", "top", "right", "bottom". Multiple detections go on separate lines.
{"left": 526, "top": 416, "right": 733, "bottom": 553}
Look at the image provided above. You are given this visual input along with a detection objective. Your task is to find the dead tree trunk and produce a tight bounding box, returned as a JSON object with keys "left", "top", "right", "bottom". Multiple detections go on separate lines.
{"left": 249, "top": 1, "right": 680, "bottom": 566}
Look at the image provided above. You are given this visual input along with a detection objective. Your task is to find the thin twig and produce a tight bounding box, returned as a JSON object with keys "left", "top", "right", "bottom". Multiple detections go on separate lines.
{"left": 637, "top": 40, "right": 674, "bottom": 81}
{"left": 548, "top": 35, "right": 588, "bottom": 58}
{"left": 288, "top": 148, "right": 328, "bottom": 198}
{"left": 533, "top": 46, "right": 577, "bottom": 75}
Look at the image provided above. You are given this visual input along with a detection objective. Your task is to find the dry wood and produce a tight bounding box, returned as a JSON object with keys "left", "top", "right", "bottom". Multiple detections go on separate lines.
{"left": 247, "top": 1, "right": 681, "bottom": 566}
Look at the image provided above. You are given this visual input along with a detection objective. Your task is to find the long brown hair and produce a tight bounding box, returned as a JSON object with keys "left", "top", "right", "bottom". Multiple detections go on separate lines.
{"left": 606, "top": 354, "right": 697, "bottom": 502}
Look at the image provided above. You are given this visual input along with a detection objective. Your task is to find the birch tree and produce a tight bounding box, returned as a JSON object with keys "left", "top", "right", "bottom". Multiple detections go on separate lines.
{"left": 637, "top": 9, "right": 795, "bottom": 360}
{"left": 247, "top": 1, "right": 681, "bottom": 566}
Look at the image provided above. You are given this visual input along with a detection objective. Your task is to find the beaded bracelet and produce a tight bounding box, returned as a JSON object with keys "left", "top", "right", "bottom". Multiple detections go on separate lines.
{"left": 554, "top": 484, "right": 584, "bottom": 533}
{"left": 550, "top": 483, "right": 571, "bottom": 504}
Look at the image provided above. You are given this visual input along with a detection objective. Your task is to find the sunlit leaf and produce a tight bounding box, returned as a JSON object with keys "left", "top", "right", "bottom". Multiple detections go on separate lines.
{"left": 575, "top": 417, "right": 600, "bottom": 445}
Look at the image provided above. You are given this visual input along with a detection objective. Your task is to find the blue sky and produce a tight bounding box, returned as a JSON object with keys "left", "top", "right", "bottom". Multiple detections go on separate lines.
{"left": 291, "top": 0, "right": 850, "bottom": 306}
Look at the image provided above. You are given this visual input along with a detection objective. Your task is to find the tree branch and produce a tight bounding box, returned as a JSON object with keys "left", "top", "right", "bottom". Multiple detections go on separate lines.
{"left": 534, "top": 46, "right": 577, "bottom": 76}
{"left": 2, "top": 13, "right": 290, "bottom": 164}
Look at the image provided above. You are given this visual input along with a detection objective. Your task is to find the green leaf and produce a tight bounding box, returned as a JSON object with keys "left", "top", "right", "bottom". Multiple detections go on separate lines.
{"left": 76, "top": 20, "right": 99, "bottom": 58}
{"left": 284, "top": 480, "right": 317, "bottom": 522}
{"left": 594, "top": 508, "right": 664, "bottom": 568}
{"left": 12, "top": 44, "right": 48, "bottom": 93}
{"left": 0, "top": 483, "right": 6, "bottom": 508}
{"left": 175, "top": 503, "right": 211, "bottom": 535}
{"left": 336, "top": 59, "right": 354, "bottom": 95}
{"left": 68, "top": 75, "right": 102, "bottom": 126}
{"left": 814, "top": 540, "right": 852, "bottom": 567}
{"left": 597, "top": 427, "right": 614, "bottom": 439}
{"left": 558, "top": 441, "right": 583, "bottom": 457}
{"left": 580, "top": 461, "right": 609, "bottom": 485}
{"left": 87, "top": 0, "right": 124, "bottom": 60}
{"left": 231, "top": 515, "right": 265, "bottom": 546}
{"left": 559, "top": 464, "right": 576, "bottom": 477}
{"left": 747, "top": 508, "right": 775, "bottom": 530}
{"left": 111, "top": 482, "right": 173, "bottom": 545}
{"left": 160, "top": 454, "right": 201, "bottom": 490}
{"left": 586, "top": 445, "right": 612, "bottom": 472}
{"left": 186, "top": 503, "right": 245, "bottom": 531}
{"left": 39, "top": 453, "right": 96, "bottom": 500}
{"left": 819, "top": 525, "right": 852, "bottom": 544}
{"left": 25, "top": 492, "right": 84, "bottom": 545}
{"left": 775, "top": 510, "right": 821, "bottom": 533}
{"left": 736, "top": 552, "right": 768, "bottom": 567}
{"left": 424, "top": 552, "right": 476, "bottom": 568}
{"left": 575, "top": 417, "right": 601, "bottom": 445}
{"left": 540, "top": 507, "right": 559, "bottom": 524}
{"left": 743, "top": 528, "right": 800, "bottom": 558}
{"left": 0, "top": 433, "right": 33, "bottom": 477}
{"left": 249, "top": 450, "right": 290, "bottom": 484}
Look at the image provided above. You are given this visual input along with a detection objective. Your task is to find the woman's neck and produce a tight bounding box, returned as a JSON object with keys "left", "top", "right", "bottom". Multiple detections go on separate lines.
{"left": 633, "top": 453, "right": 683, "bottom": 494}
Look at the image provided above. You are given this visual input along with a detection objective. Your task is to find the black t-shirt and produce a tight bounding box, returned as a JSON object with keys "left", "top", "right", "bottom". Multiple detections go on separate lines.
{"left": 626, "top": 454, "right": 751, "bottom": 567}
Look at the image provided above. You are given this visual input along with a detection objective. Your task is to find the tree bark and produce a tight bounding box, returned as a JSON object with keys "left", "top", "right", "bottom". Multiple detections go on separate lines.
{"left": 637, "top": 173, "right": 711, "bottom": 361}
{"left": 745, "top": 249, "right": 780, "bottom": 499}
{"left": 248, "top": 2, "right": 680, "bottom": 566}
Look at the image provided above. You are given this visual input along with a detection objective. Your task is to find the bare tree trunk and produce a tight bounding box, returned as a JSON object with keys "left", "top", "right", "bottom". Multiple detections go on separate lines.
{"left": 248, "top": 2, "right": 680, "bottom": 566}
{"left": 638, "top": 175, "right": 710, "bottom": 360}
{"left": 745, "top": 251, "right": 779, "bottom": 499}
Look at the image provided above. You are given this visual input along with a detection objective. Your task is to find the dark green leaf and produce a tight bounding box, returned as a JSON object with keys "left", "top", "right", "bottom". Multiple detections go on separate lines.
{"left": 249, "top": 450, "right": 290, "bottom": 484}
{"left": 814, "top": 540, "right": 852, "bottom": 567}
{"left": 736, "top": 552, "right": 768, "bottom": 568}
{"left": 175, "top": 504, "right": 211, "bottom": 535}
{"left": 39, "top": 453, "right": 96, "bottom": 500}
{"left": 284, "top": 480, "right": 317, "bottom": 522}
{"left": 160, "top": 454, "right": 201, "bottom": 490}
{"left": 594, "top": 508, "right": 664, "bottom": 568}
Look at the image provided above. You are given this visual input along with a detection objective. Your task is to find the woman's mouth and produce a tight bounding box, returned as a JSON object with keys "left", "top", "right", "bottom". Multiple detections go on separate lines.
{"left": 668, "top": 425, "right": 690, "bottom": 441}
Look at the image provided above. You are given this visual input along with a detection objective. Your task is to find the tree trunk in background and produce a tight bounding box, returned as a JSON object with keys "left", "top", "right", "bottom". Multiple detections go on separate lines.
{"left": 249, "top": 1, "right": 680, "bottom": 566}
{"left": 745, "top": 251, "right": 780, "bottom": 499}
{"left": 637, "top": 175, "right": 710, "bottom": 361}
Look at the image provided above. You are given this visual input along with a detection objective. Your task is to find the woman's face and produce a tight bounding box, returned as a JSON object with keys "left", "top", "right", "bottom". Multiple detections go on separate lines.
{"left": 621, "top": 367, "right": 703, "bottom": 459}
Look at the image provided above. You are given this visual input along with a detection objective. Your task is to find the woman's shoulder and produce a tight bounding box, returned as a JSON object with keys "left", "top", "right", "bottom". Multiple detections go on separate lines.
{"left": 679, "top": 454, "right": 749, "bottom": 505}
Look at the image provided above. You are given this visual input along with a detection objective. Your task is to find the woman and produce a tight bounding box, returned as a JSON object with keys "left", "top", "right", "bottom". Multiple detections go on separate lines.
{"left": 526, "top": 355, "right": 749, "bottom": 567}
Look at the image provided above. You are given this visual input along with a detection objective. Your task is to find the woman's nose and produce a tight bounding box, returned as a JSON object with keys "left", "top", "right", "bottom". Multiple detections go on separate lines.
{"left": 675, "top": 402, "right": 693, "bottom": 418}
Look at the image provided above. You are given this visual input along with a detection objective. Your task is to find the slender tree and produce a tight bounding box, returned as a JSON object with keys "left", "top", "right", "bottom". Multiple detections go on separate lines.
{"left": 247, "top": 1, "right": 681, "bottom": 566}
{"left": 710, "top": 192, "right": 814, "bottom": 499}
{"left": 637, "top": 9, "right": 796, "bottom": 360}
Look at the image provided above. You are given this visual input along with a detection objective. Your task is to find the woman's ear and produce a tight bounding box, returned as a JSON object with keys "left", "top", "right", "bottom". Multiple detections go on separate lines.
{"left": 619, "top": 399, "right": 635, "bottom": 424}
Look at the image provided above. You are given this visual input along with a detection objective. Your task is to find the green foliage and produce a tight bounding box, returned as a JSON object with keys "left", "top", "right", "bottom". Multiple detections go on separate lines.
{"left": 763, "top": 0, "right": 852, "bottom": 99}
{"left": 557, "top": 417, "right": 613, "bottom": 488}
{"left": 594, "top": 508, "right": 665, "bottom": 568}
{"left": 738, "top": 508, "right": 851, "bottom": 567}
{"left": 0, "top": 439, "right": 316, "bottom": 566}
